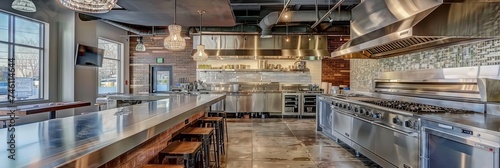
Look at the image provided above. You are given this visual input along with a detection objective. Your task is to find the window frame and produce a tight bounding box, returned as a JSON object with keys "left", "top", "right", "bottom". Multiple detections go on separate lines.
{"left": 0, "top": 9, "right": 47, "bottom": 103}
{"left": 97, "top": 37, "right": 123, "bottom": 95}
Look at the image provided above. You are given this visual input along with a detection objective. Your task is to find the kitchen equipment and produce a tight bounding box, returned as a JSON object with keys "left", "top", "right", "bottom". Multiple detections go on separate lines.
{"left": 294, "top": 61, "right": 306, "bottom": 70}
{"left": 302, "top": 93, "right": 318, "bottom": 117}
{"left": 282, "top": 93, "right": 301, "bottom": 116}
{"left": 229, "top": 84, "right": 239, "bottom": 92}
{"left": 421, "top": 119, "right": 500, "bottom": 168}
{"left": 331, "top": 86, "right": 340, "bottom": 94}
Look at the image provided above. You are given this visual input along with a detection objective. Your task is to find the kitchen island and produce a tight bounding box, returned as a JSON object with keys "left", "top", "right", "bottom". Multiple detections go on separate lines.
{"left": 0, "top": 94, "right": 225, "bottom": 168}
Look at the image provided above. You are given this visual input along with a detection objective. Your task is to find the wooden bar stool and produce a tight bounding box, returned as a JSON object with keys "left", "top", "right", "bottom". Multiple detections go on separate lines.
{"left": 199, "top": 117, "right": 226, "bottom": 155}
{"left": 209, "top": 111, "right": 229, "bottom": 143}
{"left": 181, "top": 127, "right": 219, "bottom": 168}
{"left": 142, "top": 164, "right": 184, "bottom": 168}
{"left": 158, "top": 141, "right": 202, "bottom": 168}
{"left": 0, "top": 115, "right": 19, "bottom": 128}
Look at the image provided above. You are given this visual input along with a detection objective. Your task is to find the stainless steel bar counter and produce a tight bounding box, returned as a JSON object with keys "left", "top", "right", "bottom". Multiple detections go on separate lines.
{"left": 0, "top": 94, "right": 225, "bottom": 168}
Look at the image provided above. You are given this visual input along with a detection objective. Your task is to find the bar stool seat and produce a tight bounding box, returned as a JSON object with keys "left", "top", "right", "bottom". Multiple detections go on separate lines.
{"left": 142, "top": 164, "right": 184, "bottom": 168}
{"left": 200, "top": 117, "right": 223, "bottom": 122}
{"left": 160, "top": 141, "right": 202, "bottom": 155}
{"left": 180, "top": 127, "right": 219, "bottom": 168}
{"left": 159, "top": 141, "right": 202, "bottom": 168}
{"left": 199, "top": 117, "right": 226, "bottom": 155}
{"left": 181, "top": 127, "right": 213, "bottom": 135}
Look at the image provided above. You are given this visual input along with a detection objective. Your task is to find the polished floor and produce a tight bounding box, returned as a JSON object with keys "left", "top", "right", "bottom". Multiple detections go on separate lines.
{"left": 221, "top": 118, "right": 380, "bottom": 168}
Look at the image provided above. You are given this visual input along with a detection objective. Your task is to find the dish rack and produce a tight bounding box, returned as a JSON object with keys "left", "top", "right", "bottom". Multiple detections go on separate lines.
{"left": 282, "top": 93, "right": 301, "bottom": 116}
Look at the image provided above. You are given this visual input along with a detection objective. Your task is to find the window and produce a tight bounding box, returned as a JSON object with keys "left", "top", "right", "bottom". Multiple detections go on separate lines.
{"left": 98, "top": 38, "right": 122, "bottom": 95}
{"left": 0, "top": 10, "right": 46, "bottom": 102}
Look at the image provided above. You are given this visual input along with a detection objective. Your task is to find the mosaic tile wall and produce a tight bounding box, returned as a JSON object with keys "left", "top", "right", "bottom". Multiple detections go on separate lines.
{"left": 350, "top": 39, "right": 500, "bottom": 92}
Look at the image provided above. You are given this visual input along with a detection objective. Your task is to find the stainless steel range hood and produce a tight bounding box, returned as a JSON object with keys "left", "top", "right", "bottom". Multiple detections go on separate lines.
{"left": 192, "top": 35, "right": 329, "bottom": 60}
{"left": 331, "top": 0, "right": 500, "bottom": 59}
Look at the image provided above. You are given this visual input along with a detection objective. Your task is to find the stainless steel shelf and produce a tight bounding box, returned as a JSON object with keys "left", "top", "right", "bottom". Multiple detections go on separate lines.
{"left": 197, "top": 69, "right": 310, "bottom": 72}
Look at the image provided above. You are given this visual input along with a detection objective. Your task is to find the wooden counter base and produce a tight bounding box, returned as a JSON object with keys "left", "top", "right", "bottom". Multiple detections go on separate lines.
{"left": 100, "top": 111, "right": 206, "bottom": 168}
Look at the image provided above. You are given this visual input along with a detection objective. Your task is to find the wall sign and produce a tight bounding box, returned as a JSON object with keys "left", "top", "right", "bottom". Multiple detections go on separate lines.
{"left": 156, "top": 57, "right": 164, "bottom": 63}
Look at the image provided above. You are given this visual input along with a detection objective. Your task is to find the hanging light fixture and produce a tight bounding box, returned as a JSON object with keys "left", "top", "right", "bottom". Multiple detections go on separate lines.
{"left": 285, "top": 23, "right": 290, "bottom": 42}
{"left": 164, "top": 0, "right": 186, "bottom": 51}
{"left": 135, "top": 37, "right": 146, "bottom": 52}
{"left": 58, "top": 0, "right": 117, "bottom": 13}
{"left": 11, "top": 0, "right": 36, "bottom": 13}
{"left": 193, "top": 10, "right": 208, "bottom": 62}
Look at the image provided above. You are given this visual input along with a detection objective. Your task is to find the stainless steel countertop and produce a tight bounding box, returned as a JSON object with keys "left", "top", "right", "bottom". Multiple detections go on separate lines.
{"left": 107, "top": 93, "right": 172, "bottom": 100}
{"left": 419, "top": 113, "right": 500, "bottom": 136}
{"left": 0, "top": 94, "right": 225, "bottom": 168}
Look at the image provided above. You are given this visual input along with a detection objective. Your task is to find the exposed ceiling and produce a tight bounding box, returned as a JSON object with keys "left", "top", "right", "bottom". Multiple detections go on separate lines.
{"left": 81, "top": 0, "right": 360, "bottom": 35}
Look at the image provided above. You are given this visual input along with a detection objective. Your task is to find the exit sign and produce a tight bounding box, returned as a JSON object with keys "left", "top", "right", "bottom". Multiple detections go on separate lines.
{"left": 156, "top": 57, "right": 164, "bottom": 63}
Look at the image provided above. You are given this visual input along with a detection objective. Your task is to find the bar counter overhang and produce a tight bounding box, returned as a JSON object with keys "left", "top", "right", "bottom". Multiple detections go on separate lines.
{"left": 0, "top": 94, "right": 226, "bottom": 168}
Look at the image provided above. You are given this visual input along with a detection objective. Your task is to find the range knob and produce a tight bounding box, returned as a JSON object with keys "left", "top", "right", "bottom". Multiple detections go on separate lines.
{"left": 392, "top": 117, "right": 402, "bottom": 125}
{"left": 371, "top": 113, "right": 382, "bottom": 119}
{"left": 365, "top": 110, "right": 371, "bottom": 116}
{"left": 354, "top": 107, "right": 359, "bottom": 112}
{"left": 405, "top": 120, "right": 414, "bottom": 128}
{"left": 348, "top": 106, "right": 352, "bottom": 110}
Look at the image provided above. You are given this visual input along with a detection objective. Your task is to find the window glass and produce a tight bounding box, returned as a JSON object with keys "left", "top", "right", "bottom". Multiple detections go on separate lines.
{"left": 98, "top": 59, "right": 119, "bottom": 94}
{"left": 98, "top": 38, "right": 121, "bottom": 95}
{"left": 0, "top": 43, "right": 8, "bottom": 101}
{"left": 0, "top": 11, "right": 46, "bottom": 102}
{"left": 14, "top": 46, "right": 41, "bottom": 100}
{"left": 14, "top": 17, "right": 40, "bottom": 47}
{"left": 99, "top": 39, "right": 119, "bottom": 59}
{"left": 0, "top": 13, "right": 8, "bottom": 42}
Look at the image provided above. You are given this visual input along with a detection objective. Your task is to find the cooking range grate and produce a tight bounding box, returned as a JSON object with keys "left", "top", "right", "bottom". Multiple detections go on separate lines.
{"left": 360, "top": 100, "right": 474, "bottom": 114}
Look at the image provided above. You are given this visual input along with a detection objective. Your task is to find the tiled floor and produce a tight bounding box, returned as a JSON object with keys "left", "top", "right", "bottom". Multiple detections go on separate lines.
{"left": 220, "top": 118, "right": 380, "bottom": 168}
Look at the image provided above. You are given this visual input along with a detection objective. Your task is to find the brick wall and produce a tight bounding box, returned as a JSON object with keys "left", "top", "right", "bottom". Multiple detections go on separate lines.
{"left": 322, "top": 36, "right": 350, "bottom": 86}
{"left": 100, "top": 111, "right": 206, "bottom": 168}
{"left": 129, "top": 35, "right": 196, "bottom": 93}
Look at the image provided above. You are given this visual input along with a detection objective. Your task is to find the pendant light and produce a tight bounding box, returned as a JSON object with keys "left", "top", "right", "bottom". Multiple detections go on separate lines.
{"left": 11, "top": 0, "right": 36, "bottom": 13}
{"left": 163, "top": 0, "right": 186, "bottom": 51}
{"left": 135, "top": 37, "right": 146, "bottom": 52}
{"left": 193, "top": 10, "right": 208, "bottom": 62}
{"left": 285, "top": 23, "right": 290, "bottom": 42}
{"left": 59, "top": 0, "right": 117, "bottom": 13}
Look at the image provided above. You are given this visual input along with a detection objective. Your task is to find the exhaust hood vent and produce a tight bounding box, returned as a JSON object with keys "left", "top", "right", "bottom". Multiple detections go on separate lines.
{"left": 192, "top": 35, "right": 329, "bottom": 60}
{"left": 331, "top": 0, "right": 500, "bottom": 59}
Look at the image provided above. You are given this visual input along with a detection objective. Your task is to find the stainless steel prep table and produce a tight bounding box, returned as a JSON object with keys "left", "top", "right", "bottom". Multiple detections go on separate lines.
{"left": 0, "top": 94, "right": 225, "bottom": 168}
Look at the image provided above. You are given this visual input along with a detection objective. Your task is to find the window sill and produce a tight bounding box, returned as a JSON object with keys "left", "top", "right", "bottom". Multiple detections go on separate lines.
{"left": 0, "top": 99, "right": 51, "bottom": 107}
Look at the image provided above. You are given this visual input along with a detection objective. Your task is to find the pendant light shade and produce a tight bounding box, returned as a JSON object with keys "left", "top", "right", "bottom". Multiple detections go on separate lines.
{"left": 164, "top": 24, "right": 186, "bottom": 51}
{"left": 163, "top": 0, "right": 186, "bottom": 51}
{"left": 59, "top": 0, "right": 117, "bottom": 13}
{"left": 193, "top": 44, "right": 208, "bottom": 62}
{"left": 135, "top": 37, "right": 146, "bottom": 52}
{"left": 192, "top": 10, "right": 208, "bottom": 62}
{"left": 11, "top": 0, "right": 36, "bottom": 13}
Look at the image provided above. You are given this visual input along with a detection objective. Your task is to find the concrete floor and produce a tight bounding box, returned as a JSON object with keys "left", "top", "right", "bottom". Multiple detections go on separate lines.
{"left": 221, "top": 118, "right": 381, "bottom": 168}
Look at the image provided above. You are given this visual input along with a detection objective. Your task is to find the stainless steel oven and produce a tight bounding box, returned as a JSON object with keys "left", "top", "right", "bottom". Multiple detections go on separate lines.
{"left": 421, "top": 120, "right": 500, "bottom": 168}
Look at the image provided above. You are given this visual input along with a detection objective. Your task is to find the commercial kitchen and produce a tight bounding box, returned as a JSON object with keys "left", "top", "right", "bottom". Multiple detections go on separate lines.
{"left": 1, "top": 0, "right": 500, "bottom": 168}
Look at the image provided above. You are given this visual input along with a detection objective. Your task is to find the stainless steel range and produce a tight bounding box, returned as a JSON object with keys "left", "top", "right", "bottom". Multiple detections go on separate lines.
{"left": 330, "top": 96, "right": 478, "bottom": 168}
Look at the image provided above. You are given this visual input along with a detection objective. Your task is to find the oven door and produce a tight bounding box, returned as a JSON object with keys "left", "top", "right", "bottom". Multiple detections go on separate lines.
{"left": 422, "top": 128, "right": 500, "bottom": 168}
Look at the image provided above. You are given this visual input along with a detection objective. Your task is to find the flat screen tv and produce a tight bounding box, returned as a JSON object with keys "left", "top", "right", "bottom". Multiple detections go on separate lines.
{"left": 75, "top": 44, "right": 104, "bottom": 67}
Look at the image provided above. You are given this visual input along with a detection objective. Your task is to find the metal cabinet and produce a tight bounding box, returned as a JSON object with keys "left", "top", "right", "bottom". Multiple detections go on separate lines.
{"left": 237, "top": 94, "right": 252, "bottom": 112}
{"left": 265, "top": 93, "right": 282, "bottom": 113}
{"left": 251, "top": 93, "right": 265, "bottom": 112}
{"left": 225, "top": 95, "right": 238, "bottom": 112}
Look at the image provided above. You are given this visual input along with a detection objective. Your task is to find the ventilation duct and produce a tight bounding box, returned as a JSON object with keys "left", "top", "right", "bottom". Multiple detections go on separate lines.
{"left": 259, "top": 10, "right": 351, "bottom": 38}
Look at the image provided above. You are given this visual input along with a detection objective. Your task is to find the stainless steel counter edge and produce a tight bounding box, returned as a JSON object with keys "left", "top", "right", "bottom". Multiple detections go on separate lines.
{"left": 0, "top": 94, "right": 225, "bottom": 168}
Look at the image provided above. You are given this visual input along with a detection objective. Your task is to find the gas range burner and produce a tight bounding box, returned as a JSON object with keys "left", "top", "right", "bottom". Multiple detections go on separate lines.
{"left": 360, "top": 100, "right": 473, "bottom": 114}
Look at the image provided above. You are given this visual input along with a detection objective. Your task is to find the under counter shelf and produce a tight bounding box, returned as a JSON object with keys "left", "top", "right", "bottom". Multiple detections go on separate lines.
{"left": 196, "top": 69, "right": 310, "bottom": 72}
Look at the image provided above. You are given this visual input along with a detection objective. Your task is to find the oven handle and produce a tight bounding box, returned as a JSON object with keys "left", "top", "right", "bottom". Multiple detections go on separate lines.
{"left": 372, "top": 122, "right": 418, "bottom": 137}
